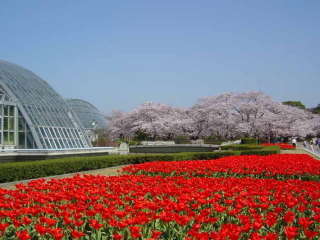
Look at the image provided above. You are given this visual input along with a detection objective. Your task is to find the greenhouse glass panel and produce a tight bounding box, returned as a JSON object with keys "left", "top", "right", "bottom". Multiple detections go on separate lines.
{"left": 3, "top": 132, "right": 9, "bottom": 145}
{"left": 9, "top": 117, "right": 14, "bottom": 130}
{"left": 0, "top": 60, "right": 91, "bottom": 149}
{"left": 4, "top": 117, "right": 8, "bottom": 131}
{"left": 19, "top": 132, "right": 25, "bottom": 148}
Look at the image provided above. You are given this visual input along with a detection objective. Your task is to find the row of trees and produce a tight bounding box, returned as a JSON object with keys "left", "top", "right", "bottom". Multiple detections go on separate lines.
{"left": 107, "top": 92, "right": 320, "bottom": 141}
{"left": 282, "top": 100, "right": 320, "bottom": 114}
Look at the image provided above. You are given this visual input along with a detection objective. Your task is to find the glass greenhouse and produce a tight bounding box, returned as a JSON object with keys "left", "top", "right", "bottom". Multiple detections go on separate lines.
{"left": 67, "top": 99, "right": 107, "bottom": 143}
{"left": 67, "top": 99, "right": 107, "bottom": 130}
{"left": 0, "top": 60, "right": 91, "bottom": 149}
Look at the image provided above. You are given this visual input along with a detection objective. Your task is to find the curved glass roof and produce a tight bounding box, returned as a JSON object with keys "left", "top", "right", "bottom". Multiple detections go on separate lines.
{"left": 0, "top": 60, "right": 91, "bottom": 149}
{"left": 67, "top": 99, "right": 107, "bottom": 129}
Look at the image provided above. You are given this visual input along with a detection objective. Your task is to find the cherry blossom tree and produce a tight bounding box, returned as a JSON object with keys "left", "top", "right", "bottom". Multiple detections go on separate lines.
{"left": 107, "top": 92, "right": 320, "bottom": 141}
{"left": 107, "top": 110, "right": 136, "bottom": 139}
{"left": 193, "top": 91, "right": 319, "bottom": 139}
{"left": 107, "top": 102, "right": 190, "bottom": 140}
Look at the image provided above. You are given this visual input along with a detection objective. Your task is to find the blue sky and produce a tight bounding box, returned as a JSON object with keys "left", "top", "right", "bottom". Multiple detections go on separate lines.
{"left": 0, "top": 1, "right": 319, "bottom": 113}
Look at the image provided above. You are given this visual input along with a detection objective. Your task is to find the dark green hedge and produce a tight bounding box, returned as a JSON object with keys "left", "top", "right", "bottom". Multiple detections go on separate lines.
{"left": 174, "top": 136, "right": 191, "bottom": 144}
{"left": 129, "top": 146, "right": 219, "bottom": 153}
{"left": 221, "top": 144, "right": 263, "bottom": 151}
{"left": 0, "top": 146, "right": 280, "bottom": 183}
{"left": 241, "top": 138, "right": 258, "bottom": 144}
{"left": 0, "top": 151, "right": 234, "bottom": 183}
{"left": 239, "top": 146, "right": 280, "bottom": 156}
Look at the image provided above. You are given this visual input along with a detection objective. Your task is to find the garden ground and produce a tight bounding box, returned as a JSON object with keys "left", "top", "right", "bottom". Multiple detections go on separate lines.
{"left": 281, "top": 148, "right": 320, "bottom": 160}
{"left": 1, "top": 150, "right": 320, "bottom": 239}
{"left": 0, "top": 147, "right": 318, "bottom": 190}
{"left": 0, "top": 165, "right": 126, "bottom": 190}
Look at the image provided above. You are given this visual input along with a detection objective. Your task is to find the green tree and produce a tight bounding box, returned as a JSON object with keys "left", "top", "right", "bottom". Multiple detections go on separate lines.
{"left": 282, "top": 101, "right": 306, "bottom": 109}
{"left": 133, "top": 129, "right": 151, "bottom": 141}
{"left": 311, "top": 104, "right": 320, "bottom": 114}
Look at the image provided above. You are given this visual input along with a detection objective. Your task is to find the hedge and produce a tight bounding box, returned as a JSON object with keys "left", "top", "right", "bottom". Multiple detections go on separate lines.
{"left": 239, "top": 146, "right": 280, "bottom": 156}
{"left": 129, "top": 145, "right": 218, "bottom": 153}
{"left": 221, "top": 144, "right": 263, "bottom": 151}
{"left": 0, "top": 151, "right": 232, "bottom": 183}
{"left": 0, "top": 146, "right": 280, "bottom": 183}
{"left": 241, "top": 138, "right": 258, "bottom": 144}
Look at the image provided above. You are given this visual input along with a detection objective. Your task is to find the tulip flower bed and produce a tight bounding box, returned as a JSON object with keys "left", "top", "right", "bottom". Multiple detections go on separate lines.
{"left": 123, "top": 154, "right": 320, "bottom": 181}
{"left": 1, "top": 174, "right": 320, "bottom": 240}
{"left": 261, "top": 143, "right": 296, "bottom": 150}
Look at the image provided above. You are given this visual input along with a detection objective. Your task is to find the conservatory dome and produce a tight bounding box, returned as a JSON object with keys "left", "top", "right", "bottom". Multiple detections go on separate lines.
{"left": 67, "top": 99, "right": 107, "bottom": 130}
{"left": 0, "top": 60, "right": 91, "bottom": 149}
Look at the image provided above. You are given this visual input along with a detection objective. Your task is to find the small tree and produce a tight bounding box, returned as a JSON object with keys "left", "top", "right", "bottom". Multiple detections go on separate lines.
{"left": 282, "top": 101, "right": 306, "bottom": 109}
{"left": 311, "top": 104, "right": 320, "bottom": 114}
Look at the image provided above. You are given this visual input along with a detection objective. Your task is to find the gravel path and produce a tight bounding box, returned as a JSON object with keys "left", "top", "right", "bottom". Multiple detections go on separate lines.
{"left": 281, "top": 149, "right": 320, "bottom": 160}
{"left": 0, "top": 165, "right": 127, "bottom": 190}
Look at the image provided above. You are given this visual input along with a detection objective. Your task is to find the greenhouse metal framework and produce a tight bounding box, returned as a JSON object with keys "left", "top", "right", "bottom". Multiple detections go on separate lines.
{"left": 67, "top": 99, "right": 107, "bottom": 130}
{"left": 0, "top": 60, "right": 91, "bottom": 149}
{"left": 67, "top": 98, "right": 107, "bottom": 142}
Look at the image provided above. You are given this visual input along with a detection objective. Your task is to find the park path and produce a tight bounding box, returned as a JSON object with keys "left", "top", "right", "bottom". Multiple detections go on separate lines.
{"left": 0, "top": 165, "right": 126, "bottom": 190}
{"left": 281, "top": 149, "right": 320, "bottom": 160}
{"left": 1, "top": 147, "right": 319, "bottom": 189}
{"left": 298, "top": 143, "right": 320, "bottom": 159}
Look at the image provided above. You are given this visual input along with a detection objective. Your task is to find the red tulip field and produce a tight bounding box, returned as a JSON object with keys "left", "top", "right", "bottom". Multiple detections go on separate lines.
{"left": 123, "top": 154, "right": 320, "bottom": 180}
{"left": 1, "top": 154, "right": 320, "bottom": 239}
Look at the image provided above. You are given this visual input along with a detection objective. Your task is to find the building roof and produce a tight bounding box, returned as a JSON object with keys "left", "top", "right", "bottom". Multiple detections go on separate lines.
{"left": 0, "top": 60, "right": 91, "bottom": 149}
{"left": 67, "top": 98, "right": 107, "bottom": 129}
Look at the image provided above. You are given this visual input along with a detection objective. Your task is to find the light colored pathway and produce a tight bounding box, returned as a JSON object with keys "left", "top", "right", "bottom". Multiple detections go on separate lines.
{"left": 299, "top": 143, "right": 320, "bottom": 159}
{"left": 0, "top": 165, "right": 127, "bottom": 190}
{"left": 281, "top": 146, "right": 320, "bottom": 160}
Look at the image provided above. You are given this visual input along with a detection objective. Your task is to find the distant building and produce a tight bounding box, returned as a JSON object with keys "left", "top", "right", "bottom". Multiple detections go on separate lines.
{"left": 67, "top": 99, "right": 107, "bottom": 142}
{"left": 0, "top": 60, "right": 91, "bottom": 149}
